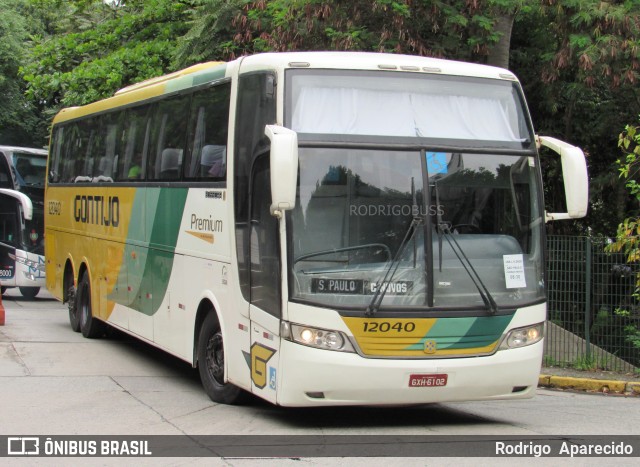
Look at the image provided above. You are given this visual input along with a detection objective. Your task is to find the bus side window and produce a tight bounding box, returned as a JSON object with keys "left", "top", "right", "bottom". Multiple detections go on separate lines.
{"left": 186, "top": 82, "right": 231, "bottom": 180}
{"left": 0, "top": 153, "right": 12, "bottom": 189}
{"left": 91, "top": 112, "right": 121, "bottom": 183}
{"left": 148, "top": 95, "right": 190, "bottom": 181}
{"left": 0, "top": 195, "right": 18, "bottom": 245}
{"left": 60, "top": 122, "right": 89, "bottom": 183}
{"left": 117, "top": 104, "right": 152, "bottom": 181}
{"left": 49, "top": 127, "right": 64, "bottom": 183}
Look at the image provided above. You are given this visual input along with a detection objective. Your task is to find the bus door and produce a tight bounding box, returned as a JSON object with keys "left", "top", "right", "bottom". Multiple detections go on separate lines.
{"left": 248, "top": 154, "right": 281, "bottom": 403}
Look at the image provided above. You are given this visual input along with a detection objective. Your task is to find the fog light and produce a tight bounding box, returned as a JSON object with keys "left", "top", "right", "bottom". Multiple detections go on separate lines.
{"left": 500, "top": 323, "right": 544, "bottom": 349}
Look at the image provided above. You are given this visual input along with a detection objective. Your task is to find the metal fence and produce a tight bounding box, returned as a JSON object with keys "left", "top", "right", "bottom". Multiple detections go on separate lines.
{"left": 545, "top": 235, "right": 639, "bottom": 372}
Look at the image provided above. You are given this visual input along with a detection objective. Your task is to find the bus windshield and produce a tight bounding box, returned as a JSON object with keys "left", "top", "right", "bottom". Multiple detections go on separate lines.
{"left": 287, "top": 70, "right": 543, "bottom": 311}
{"left": 289, "top": 149, "right": 544, "bottom": 310}
{"left": 13, "top": 151, "right": 47, "bottom": 188}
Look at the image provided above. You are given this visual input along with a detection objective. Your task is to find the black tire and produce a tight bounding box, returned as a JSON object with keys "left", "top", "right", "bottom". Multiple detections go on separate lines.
{"left": 19, "top": 287, "right": 40, "bottom": 299}
{"left": 67, "top": 284, "right": 80, "bottom": 332}
{"left": 77, "top": 271, "right": 105, "bottom": 338}
{"left": 198, "top": 313, "right": 245, "bottom": 404}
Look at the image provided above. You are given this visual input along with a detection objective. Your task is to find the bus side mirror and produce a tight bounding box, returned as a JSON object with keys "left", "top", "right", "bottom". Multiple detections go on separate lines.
{"left": 265, "top": 125, "right": 298, "bottom": 216}
{"left": 537, "top": 136, "right": 589, "bottom": 222}
{"left": 0, "top": 188, "right": 33, "bottom": 220}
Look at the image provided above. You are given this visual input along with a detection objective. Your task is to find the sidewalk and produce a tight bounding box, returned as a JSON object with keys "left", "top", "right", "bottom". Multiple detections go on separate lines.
{"left": 539, "top": 365, "right": 640, "bottom": 395}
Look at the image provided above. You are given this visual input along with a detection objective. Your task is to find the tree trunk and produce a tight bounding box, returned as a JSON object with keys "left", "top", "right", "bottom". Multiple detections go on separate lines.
{"left": 486, "top": 13, "right": 515, "bottom": 69}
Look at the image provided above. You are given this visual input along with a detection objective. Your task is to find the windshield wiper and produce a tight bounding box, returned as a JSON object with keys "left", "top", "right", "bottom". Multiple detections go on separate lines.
{"left": 437, "top": 222, "right": 498, "bottom": 314}
{"left": 366, "top": 216, "right": 422, "bottom": 316}
{"left": 432, "top": 176, "right": 498, "bottom": 315}
{"left": 366, "top": 178, "right": 422, "bottom": 316}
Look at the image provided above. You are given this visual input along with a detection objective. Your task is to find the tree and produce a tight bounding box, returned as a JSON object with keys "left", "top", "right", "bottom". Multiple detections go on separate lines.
{"left": 175, "top": 0, "right": 523, "bottom": 66}
{"left": 21, "top": 0, "right": 193, "bottom": 117}
{"left": 608, "top": 118, "right": 640, "bottom": 257}
{"left": 0, "top": 0, "right": 44, "bottom": 146}
{"left": 515, "top": 1, "right": 640, "bottom": 236}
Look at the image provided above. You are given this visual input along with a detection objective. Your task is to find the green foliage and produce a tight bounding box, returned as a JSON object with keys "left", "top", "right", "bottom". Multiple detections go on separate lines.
{"left": 613, "top": 308, "right": 640, "bottom": 351}
{"left": 607, "top": 119, "right": 640, "bottom": 267}
{"left": 572, "top": 355, "right": 600, "bottom": 371}
{"left": 0, "top": 0, "right": 47, "bottom": 146}
{"left": 174, "top": 0, "right": 523, "bottom": 66}
{"left": 20, "top": 0, "right": 192, "bottom": 113}
{"left": 542, "top": 355, "right": 561, "bottom": 367}
{"left": 605, "top": 123, "right": 640, "bottom": 357}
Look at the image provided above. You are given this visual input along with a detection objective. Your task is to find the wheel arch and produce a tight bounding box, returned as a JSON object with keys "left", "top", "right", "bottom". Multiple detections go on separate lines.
{"left": 193, "top": 298, "right": 218, "bottom": 368}
{"left": 62, "top": 258, "right": 76, "bottom": 303}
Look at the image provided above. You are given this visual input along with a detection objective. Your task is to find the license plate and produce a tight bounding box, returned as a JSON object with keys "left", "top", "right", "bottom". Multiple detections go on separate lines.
{"left": 409, "top": 374, "right": 448, "bottom": 387}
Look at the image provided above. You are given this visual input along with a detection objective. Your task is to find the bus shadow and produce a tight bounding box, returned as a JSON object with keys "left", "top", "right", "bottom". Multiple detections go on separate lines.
{"left": 1, "top": 291, "right": 57, "bottom": 302}
{"left": 253, "top": 403, "right": 501, "bottom": 429}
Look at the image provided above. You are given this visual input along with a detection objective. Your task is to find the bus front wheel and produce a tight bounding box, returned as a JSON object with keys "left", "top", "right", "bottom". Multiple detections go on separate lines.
{"left": 77, "top": 271, "right": 105, "bottom": 338}
{"left": 198, "top": 313, "right": 245, "bottom": 404}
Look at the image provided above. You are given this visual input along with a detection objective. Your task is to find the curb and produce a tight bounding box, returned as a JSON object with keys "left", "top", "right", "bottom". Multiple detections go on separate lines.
{"left": 539, "top": 374, "right": 640, "bottom": 395}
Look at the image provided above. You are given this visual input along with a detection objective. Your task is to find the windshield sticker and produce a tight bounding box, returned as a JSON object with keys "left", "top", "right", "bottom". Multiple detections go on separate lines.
{"left": 503, "top": 254, "right": 526, "bottom": 288}
{"left": 426, "top": 152, "right": 448, "bottom": 174}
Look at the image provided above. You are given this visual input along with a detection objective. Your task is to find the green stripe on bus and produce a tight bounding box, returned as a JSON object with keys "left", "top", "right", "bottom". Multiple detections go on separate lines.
{"left": 407, "top": 314, "right": 513, "bottom": 350}
{"left": 110, "top": 188, "right": 188, "bottom": 315}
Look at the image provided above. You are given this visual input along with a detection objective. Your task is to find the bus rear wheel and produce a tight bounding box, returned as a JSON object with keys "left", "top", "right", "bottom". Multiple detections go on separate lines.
{"left": 19, "top": 287, "right": 39, "bottom": 299}
{"left": 77, "top": 271, "right": 105, "bottom": 338}
{"left": 198, "top": 313, "right": 245, "bottom": 404}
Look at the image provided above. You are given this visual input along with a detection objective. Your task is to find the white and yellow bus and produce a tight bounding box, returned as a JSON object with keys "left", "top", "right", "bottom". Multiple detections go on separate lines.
{"left": 45, "top": 52, "right": 588, "bottom": 406}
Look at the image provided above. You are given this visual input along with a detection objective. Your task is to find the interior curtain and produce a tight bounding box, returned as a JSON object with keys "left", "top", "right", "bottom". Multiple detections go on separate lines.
{"left": 292, "top": 87, "right": 522, "bottom": 141}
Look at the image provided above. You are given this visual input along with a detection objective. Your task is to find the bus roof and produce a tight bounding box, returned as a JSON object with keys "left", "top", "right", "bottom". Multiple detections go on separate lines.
{"left": 52, "top": 52, "right": 519, "bottom": 125}
{"left": 52, "top": 61, "right": 227, "bottom": 125}
{"left": 237, "top": 51, "right": 518, "bottom": 81}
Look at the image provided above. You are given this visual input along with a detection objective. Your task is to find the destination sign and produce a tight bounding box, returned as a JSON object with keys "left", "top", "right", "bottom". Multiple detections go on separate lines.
{"left": 310, "top": 278, "right": 413, "bottom": 295}
{"left": 311, "top": 278, "right": 364, "bottom": 294}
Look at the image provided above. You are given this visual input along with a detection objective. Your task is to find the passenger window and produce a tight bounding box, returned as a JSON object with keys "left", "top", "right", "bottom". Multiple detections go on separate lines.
{"left": 60, "top": 122, "right": 91, "bottom": 183}
{"left": 90, "top": 113, "right": 120, "bottom": 182}
{"left": 117, "top": 105, "right": 152, "bottom": 181}
{"left": 148, "top": 95, "right": 191, "bottom": 181}
{"left": 185, "top": 83, "right": 231, "bottom": 180}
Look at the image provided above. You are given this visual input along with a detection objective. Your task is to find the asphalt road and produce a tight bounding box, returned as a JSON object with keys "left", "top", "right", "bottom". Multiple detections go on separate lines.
{"left": 1, "top": 288, "right": 638, "bottom": 465}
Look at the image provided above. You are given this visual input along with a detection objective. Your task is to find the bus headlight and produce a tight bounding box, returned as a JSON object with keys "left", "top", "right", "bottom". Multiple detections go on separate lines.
{"left": 500, "top": 323, "right": 544, "bottom": 349}
{"left": 282, "top": 322, "right": 355, "bottom": 353}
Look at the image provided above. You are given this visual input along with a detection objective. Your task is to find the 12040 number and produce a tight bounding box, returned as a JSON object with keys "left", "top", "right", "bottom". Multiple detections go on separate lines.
{"left": 362, "top": 321, "right": 416, "bottom": 333}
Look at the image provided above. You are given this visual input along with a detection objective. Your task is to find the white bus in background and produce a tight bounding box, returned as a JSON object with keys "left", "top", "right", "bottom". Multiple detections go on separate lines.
{"left": 0, "top": 146, "right": 47, "bottom": 299}
{"left": 45, "top": 52, "right": 588, "bottom": 406}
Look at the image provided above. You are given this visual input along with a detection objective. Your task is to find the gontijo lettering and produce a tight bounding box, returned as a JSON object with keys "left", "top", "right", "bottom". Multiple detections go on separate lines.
{"left": 74, "top": 195, "right": 119, "bottom": 227}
